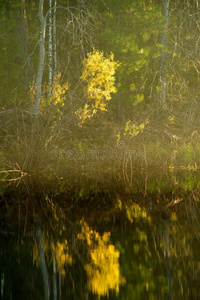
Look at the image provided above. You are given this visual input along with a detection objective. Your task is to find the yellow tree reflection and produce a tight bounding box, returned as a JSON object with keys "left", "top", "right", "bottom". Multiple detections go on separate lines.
{"left": 33, "top": 235, "right": 72, "bottom": 276}
{"left": 78, "top": 220, "right": 125, "bottom": 297}
{"left": 53, "top": 240, "right": 72, "bottom": 275}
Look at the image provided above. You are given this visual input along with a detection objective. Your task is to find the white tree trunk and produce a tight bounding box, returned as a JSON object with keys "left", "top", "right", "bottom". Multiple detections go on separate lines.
{"left": 33, "top": 0, "right": 46, "bottom": 115}
{"left": 48, "top": 0, "right": 53, "bottom": 94}
{"left": 33, "top": 0, "right": 92, "bottom": 114}
{"left": 53, "top": 0, "right": 57, "bottom": 79}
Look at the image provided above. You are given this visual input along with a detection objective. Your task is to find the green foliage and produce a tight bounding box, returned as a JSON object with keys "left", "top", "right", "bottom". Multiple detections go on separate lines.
{"left": 94, "top": 0, "right": 163, "bottom": 115}
{"left": 0, "top": 0, "right": 38, "bottom": 108}
{"left": 176, "top": 143, "right": 195, "bottom": 165}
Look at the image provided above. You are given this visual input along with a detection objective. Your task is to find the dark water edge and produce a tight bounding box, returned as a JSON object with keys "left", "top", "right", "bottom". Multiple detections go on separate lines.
{"left": 1, "top": 171, "right": 200, "bottom": 299}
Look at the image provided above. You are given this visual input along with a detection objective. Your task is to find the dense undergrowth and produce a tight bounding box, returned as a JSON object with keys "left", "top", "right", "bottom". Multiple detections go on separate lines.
{"left": 1, "top": 95, "right": 200, "bottom": 202}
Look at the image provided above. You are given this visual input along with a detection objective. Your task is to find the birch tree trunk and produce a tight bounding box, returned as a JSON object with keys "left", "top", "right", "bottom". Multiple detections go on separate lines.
{"left": 33, "top": 0, "right": 46, "bottom": 115}
{"left": 48, "top": 0, "right": 53, "bottom": 94}
{"left": 159, "top": 0, "right": 170, "bottom": 103}
{"left": 33, "top": 0, "right": 92, "bottom": 114}
{"left": 53, "top": 0, "right": 57, "bottom": 80}
{"left": 117, "top": 0, "right": 122, "bottom": 120}
{"left": 19, "top": 0, "right": 30, "bottom": 88}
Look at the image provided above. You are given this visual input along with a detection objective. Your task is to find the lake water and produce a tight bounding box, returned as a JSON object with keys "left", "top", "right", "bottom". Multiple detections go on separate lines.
{"left": 0, "top": 195, "right": 200, "bottom": 300}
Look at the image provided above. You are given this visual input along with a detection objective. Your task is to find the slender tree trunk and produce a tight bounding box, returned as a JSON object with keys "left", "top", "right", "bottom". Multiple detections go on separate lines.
{"left": 33, "top": 0, "right": 46, "bottom": 115}
{"left": 20, "top": 0, "right": 30, "bottom": 88}
{"left": 48, "top": 0, "right": 53, "bottom": 94}
{"left": 33, "top": 0, "right": 92, "bottom": 114}
{"left": 159, "top": 0, "right": 170, "bottom": 102}
{"left": 53, "top": 0, "right": 57, "bottom": 79}
{"left": 117, "top": 0, "right": 122, "bottom": 120}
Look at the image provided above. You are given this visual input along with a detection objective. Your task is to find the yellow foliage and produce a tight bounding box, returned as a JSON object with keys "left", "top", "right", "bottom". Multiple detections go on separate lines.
{"left": 50, "top": 73, "right": 68, "bottom": 107}
{"left": 170, "top": 212, "right": 177, "bottom": 222}
{"left": 168, "top": 115, "right": 175, "bottom": 124}
{"left": 29, "top": 84, "right": 36, "bottom": 104}
{"left": 76, "top": 49, "right": 120, "bottom": 124}
{"left": 54, "top": 240, "right": 72, "bottom": 275}
{"left": 78, "top": 220, "right": 125, "bottom": 297}
{"left": 40, "top": 73, "right": 68, "bottom": 119}
{"left": 33, "top": 235, "right": 72, "bottom": 276}
{"left": 124, "top": 119, "right": 149, "bottom": 137}
{"left": 125, "top": 201, "right": 151, "bottom": 223}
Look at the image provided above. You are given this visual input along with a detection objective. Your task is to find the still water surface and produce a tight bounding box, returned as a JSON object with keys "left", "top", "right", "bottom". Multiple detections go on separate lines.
{"left": 0, "top": 197, "right": 200, "bottom": 300}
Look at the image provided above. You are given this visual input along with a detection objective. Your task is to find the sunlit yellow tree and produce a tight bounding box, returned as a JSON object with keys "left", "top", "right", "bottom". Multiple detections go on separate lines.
{"left": 76, "top": 49, "right": 120, "bottom": 124}
{"left": 35, "top": 73, "right": 68, "bottom": 122}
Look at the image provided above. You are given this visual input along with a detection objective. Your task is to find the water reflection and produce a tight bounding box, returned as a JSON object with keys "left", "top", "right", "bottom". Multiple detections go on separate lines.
{"left": 77, "top": 220, "right": 125, "bottom": 297}
{"left": 1, "top": 197, "right": 200, "bottom": 299}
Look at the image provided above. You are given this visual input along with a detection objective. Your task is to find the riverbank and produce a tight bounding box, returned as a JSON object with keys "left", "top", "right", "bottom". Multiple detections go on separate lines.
{"left": 1, "top": 107, "right": 200, "bottom": 201}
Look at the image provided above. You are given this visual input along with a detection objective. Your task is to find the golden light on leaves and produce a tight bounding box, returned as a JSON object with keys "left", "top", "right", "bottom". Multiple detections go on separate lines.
{"left": 76, "top": 49, "right": 120, "bottom": 124}
{"left": 124, "top": 119, "right": 149, "bottom": 138}
{"left": 53, "top": 240, "right": 72, "bottom": 275}
{"left": 33, "top": 236, "right": 72, "bottom": 276}
{"left": 50, "top": 73, "right": 68, "bottom": 107}
{"left": 78, "top": 220, "right": 125, "bottom": 297}
{"left": 39, "top": 73, "right": 68, "bottom": 119}
{"left": 125, "top": 201, "right": 151, "bottom": 223}
{"left": 168, "top": 115, "right": 175, "bottom": 124}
